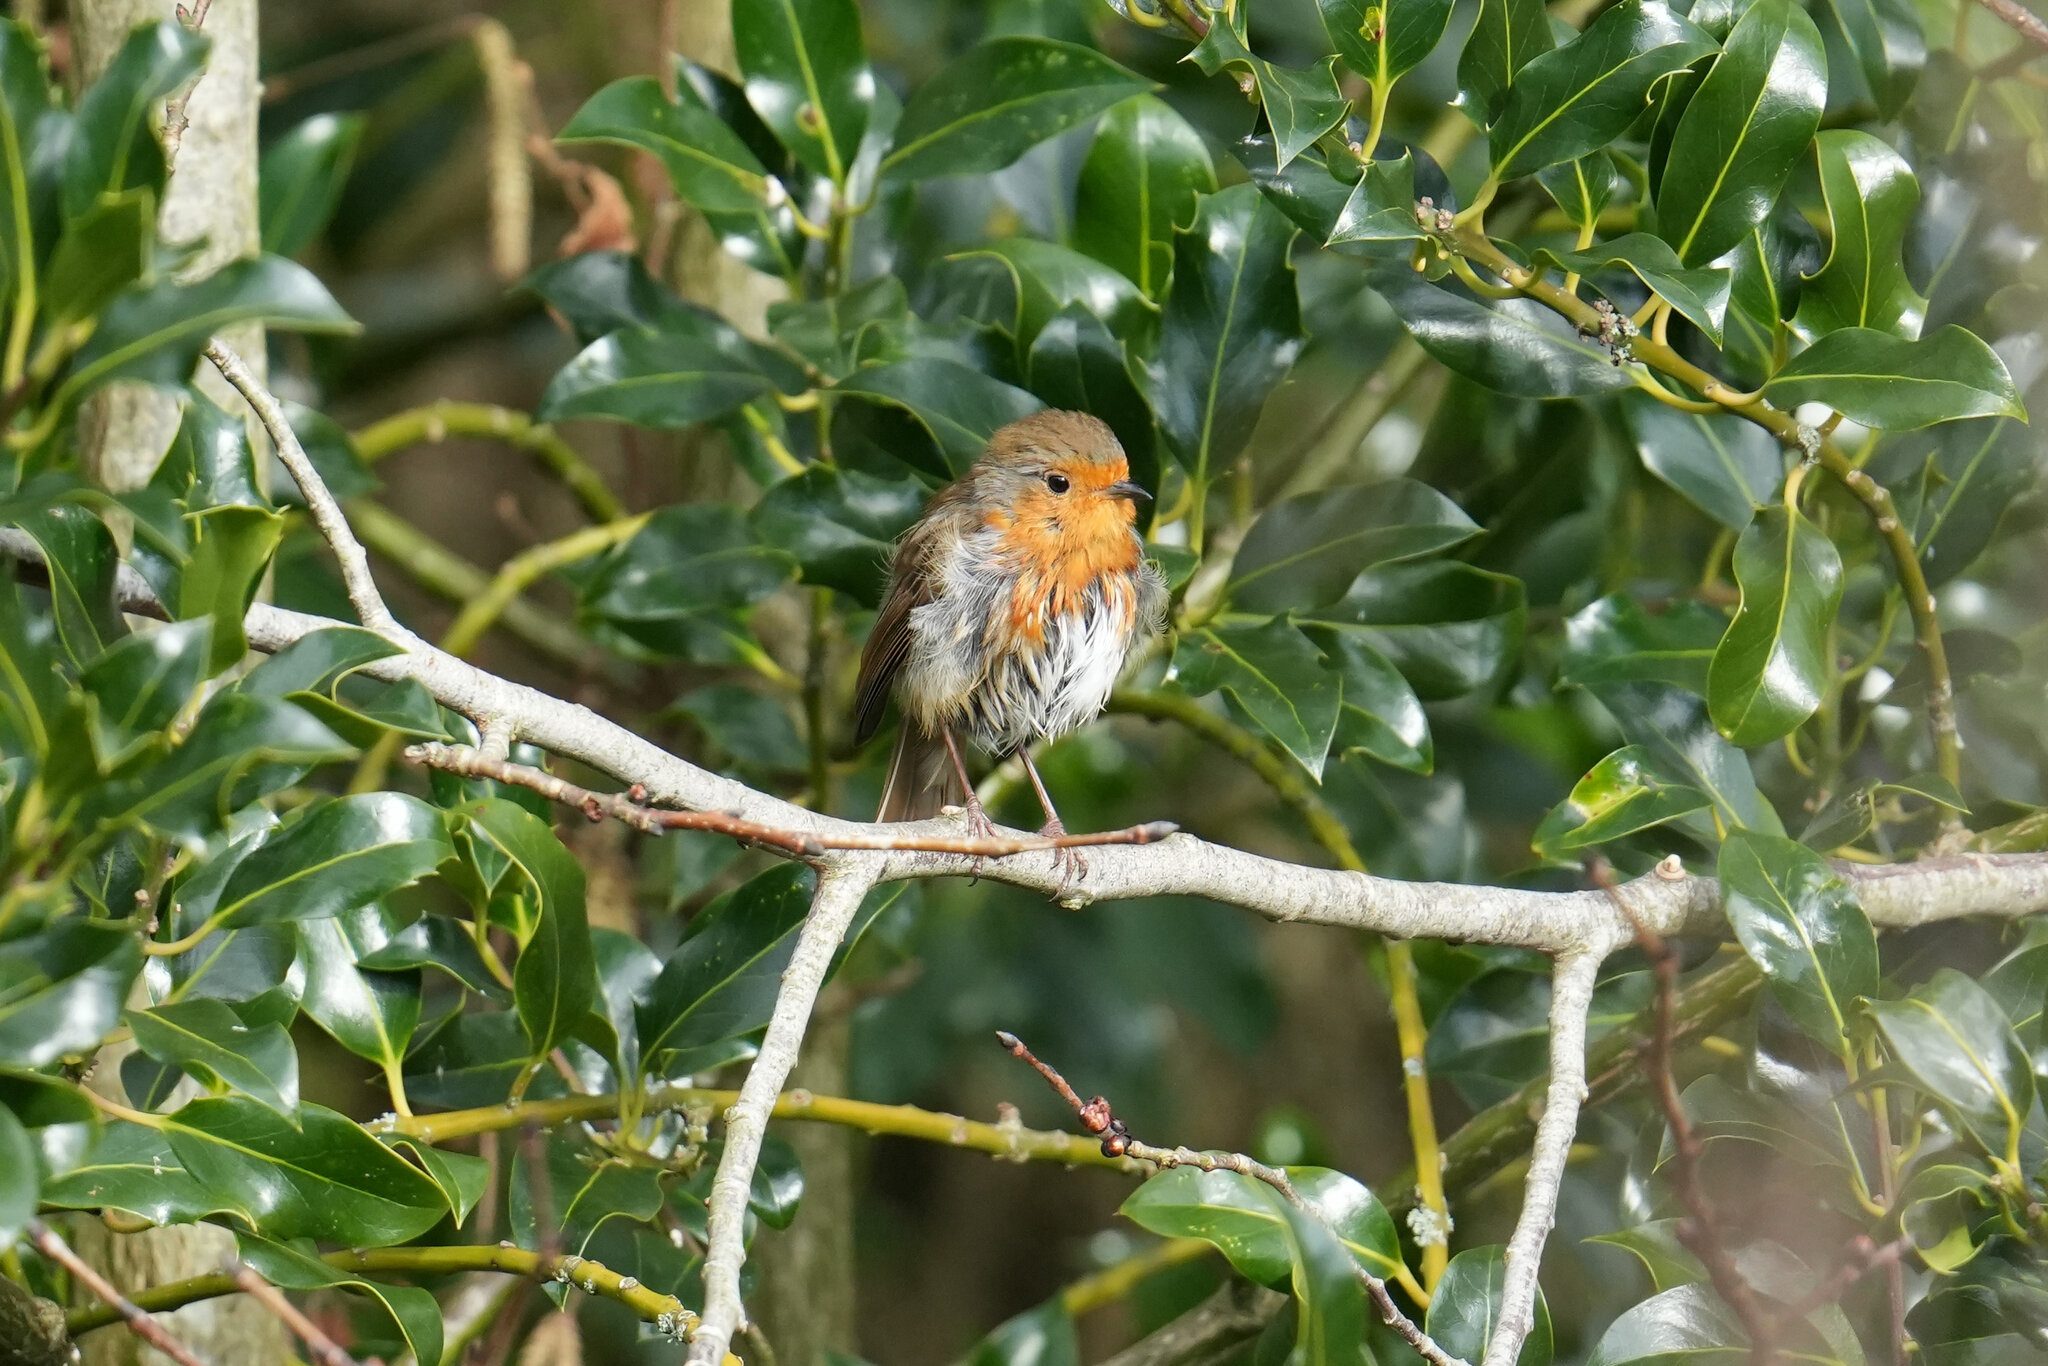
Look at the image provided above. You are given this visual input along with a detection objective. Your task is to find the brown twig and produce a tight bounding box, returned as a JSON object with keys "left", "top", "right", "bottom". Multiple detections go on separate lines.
{"left": 27, "top": 1219, "right": 211, "bottom": 1366}
{"left": 1975, "top": 0, "right": 2048, "bottom": 54}
{"left": 1590, "top": 861, "right": 1912, "bottom": 1363}
{"left": 224, "top": 1262, "right": 360, "bottom": 1366}
{"left": 994, "top": 1032, "right": 1469, "bottom": 1366}
{"left": 404, "top": 742, "right": 1177, "bottom": 858}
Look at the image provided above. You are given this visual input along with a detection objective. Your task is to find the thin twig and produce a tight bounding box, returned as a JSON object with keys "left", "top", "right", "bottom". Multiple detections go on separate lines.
{"left": 404, "top": 743, "right": 1178, "bottom": 859}
{"left": 161, "top": 0, "right": 216, "bottom": 165}
{"left": 203, "top": 341, "right": 417, "bottom": 644}
{"left": 688, "top": 866, "right": 880, "bottom": 1365}
{"left": 994, "top": 1032, "right": 1468, "bottom": 1366}
{"left": 28, "top": 1219, "right": 211, "bottom": 1366}
{"left": 1973, "top": 0, "right": 2048, "bottom": 53}
{"left": 224, "top": 1262, "right": 360, "bottom": 1366}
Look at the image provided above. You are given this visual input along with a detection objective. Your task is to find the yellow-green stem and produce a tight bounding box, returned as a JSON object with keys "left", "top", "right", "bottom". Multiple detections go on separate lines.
{"left": 352, "top": 400, "right": 624, "bottom": 524}
{"left": 1109, "top": 688, "right": 1452, "bottom": 1287}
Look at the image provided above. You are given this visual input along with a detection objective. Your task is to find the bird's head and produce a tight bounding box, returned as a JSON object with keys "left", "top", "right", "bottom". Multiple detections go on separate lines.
{"left": 973, "top": 411, "right": 1150, "bottom": 533}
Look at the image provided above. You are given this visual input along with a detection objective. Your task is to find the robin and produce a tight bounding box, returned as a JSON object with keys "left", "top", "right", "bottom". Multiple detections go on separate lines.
{"left": 854, "top": 410, "right": 1168, "bottom": 869}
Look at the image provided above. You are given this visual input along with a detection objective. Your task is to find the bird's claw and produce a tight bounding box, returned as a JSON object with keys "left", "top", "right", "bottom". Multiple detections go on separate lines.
{"left": 1040, "top": 817, "right": 1088, "bottom": 896}
{"left": 962, "top": 798, "right": 998, "bottom": 882}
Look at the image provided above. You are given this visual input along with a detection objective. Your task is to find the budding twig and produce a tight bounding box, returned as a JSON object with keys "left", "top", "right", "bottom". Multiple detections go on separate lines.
{"left": 405, "top": 742, "right": 1177, "bottom": 859}
{"left": 994, "top": 1032, "right": 1470, "bottom": 1366}
{"left": 224, "top": 1262, "right": 360, "bottom": 1366}
{"left": 28, "top": 1218, "right": 211, "bottom": 1366}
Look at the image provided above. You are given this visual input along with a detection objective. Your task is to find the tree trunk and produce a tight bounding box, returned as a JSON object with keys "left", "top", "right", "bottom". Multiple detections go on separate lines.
{"left": 67, "top": 5, "right": 285, "bottom": 1363}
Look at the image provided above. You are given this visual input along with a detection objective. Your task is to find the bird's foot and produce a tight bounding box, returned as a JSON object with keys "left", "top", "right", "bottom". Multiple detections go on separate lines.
{"left": 962, "top": 797, "right": 998, "bottom": 882}
{"left": 1040, "top": 816, "right": 1088, "bottom": 892}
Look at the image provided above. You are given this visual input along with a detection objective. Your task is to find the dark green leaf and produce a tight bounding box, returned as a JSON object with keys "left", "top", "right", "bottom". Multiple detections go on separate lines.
{"left": 1877, "top": 415, "right": 2035, "bottom": 586}
{"left": 1707, "top": 503, "right": 1842, "bottom": 745}
{"left": 640, "top": 863, "right": 815, "bottom": 1067}
{"left": 1228, "top": 480, "right": 1478, "bottom": 613}
{"left": 734, "top": 0, "right": 873, "bottom": 183}
{"left": 1722, "top": 210, "right": 1821, "bottom": 385}
{"left": 52, "top": 257, "right": 355, "bottom": 419}
{"left": 833, "top": 358, "right": 1043, "bottom": 477}
{"left": 751, "top": 1134, "right": 805, "bottom": 1229}
{"left": 176, "top": 505, "right": 284, "bottom": 674}
{"left": 1322, "top": 0, "right": 1456, "bottom": 85}
{"left": 1533, "top": 745, "right": 1710, "bottom": 857}
{"left": 536, "top": 328, "right": 783, "bottom": 429}
{"left": 1531, "top": 234, "right": 1730, "bottom": 342}
{"left": 1459, "top": 0, "right": 1557, "bottom": 125}
{"left": 1814, "top": 0, "right": 1923, "bottom": 118}
{"left": 1371, "top": 269, "right": 1635, "bottom": 397}
{"left": 235, "top": 626, "right": 400, "bottom": 700}
{"left": 466, "top": 799, "right": 595, "bottom": 1066}
{"left": 63, "top": 21, "right": 207, "bottom": 214}
{"left": 1428, "top": 1246, "right": 1553, "bottom": 1366}
{"left": 586, "top": 504, "right": 796, "bottom": 623}
{"left": 1188, "top": 19, "right": 1347, "bottom": 172}
{"left": 157, "top": 393, "right": 265, "bottom": 511}
{"left": 1241, "top": 139, "right": 1356, "bottom": 243}
{"left": 1296, "top": 562, "right": 1527, "bottom": 701}
{"left": 80, "top": 618, "right": 211, "bottom": 765}
{"left": 675, "top": 684, "right": 806, "bottom": 771}
{"left": 381, "top": 1138, "right": 489, "bottom": 1229}
{"left": 1719, "top": 831, "right": 1876, "bottom": 1052}
{"left": 512, "top": 1133, "right": 665, "bottom": 1254}
{"left": 1587, "top": 1283, "right": 1748, "bottom": 1364}
{"left": 1868, "top": 969, "right": 2035, "bottom": 1163}
{"left": 209, "top": 792, "right": 451, "bottom": 931}
{"left": 1488, "top": 0, "right": 1715, "bottom": 179}
{"left": 1653, "top": 0, "right": 1826, "bottom": 266}
{"left": 1537, "top": 154, "right": 1618, "bottom": 232}
{"left": 296, "top": 906, "right": 423, "bottom": 1080}
{"left": 260, "top": 113, "right": 365, "bottom": 256}
{"left": 560, "top": 77, "right": 771, "bottom": 215}
{"left": 163, "top": 1098, "right": 447, "bottom": 1246}
{"left": 8, "top": 504, "right": 123, "bottom": 667}
{"left": 882, "top": 38, "right": 1153, "bottom": 182}
{"left": 0, "top": 1108, "right": 35, "bottom": 1246}
{"left": 1174, "top": 620, "right": 1340, "bottom": 778}
{"left": 1793, "top": 131, "right": 1925, "bottom": 339}
{"left": 1620, "top": 392, "right": 1781, "bottom": 530}
{"left": 1798, "top": 773, "right": 1965, "bottom": 850}
{"left": 0, "top": 922, "right": 142, "bottom": 1067}
{"left": 1898, "top": 1162, "right": 1997, "bottom": 1274}
{"left": 749, "top": 465, "right": 924, "bottom": 605}
{"left": 358, "top": 912, "right": 510, "bottom": 1002}
{"left": 1761, "top": 326, "right": 2025, "bottom": 428}
{"left": 949, "top": 238, "right": 1151, "bottom": 356}
{"left": 1308, "top": 629, "right": 1432, "bottom": 773}
{"left": 1328, "top": 153, "right": 1430, "bottom": 250}
{"left": 0, "top": 21, "right": 55, "bottom": 323}
{"left": 966, "top": 1300, "right": 1080, "bottom": 1366}
{"left": 126, "top": 999, "right": 298, "bottom": 1119}
{"left": 42, "top": 188, "right": 152, "bottom": 333}
{"left": 238, "top": 1233, "right": 444, "bottom": 1366}
{"left": 1142, "top": 185, "right": 1303, "bottom": 478}
{"left": 1072, "top": 95, "right": 1215, "bottom": 296}
{"left": 520, "top": 250, "right": 695, "bottom": 346}
{"left": 40, "top": 1122, "right": 224, "bottom": 1227}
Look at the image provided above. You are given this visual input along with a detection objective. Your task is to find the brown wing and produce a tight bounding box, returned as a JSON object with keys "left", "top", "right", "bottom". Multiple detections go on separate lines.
{"left": 853, "top": 494, "right": 957, "bottom": 745}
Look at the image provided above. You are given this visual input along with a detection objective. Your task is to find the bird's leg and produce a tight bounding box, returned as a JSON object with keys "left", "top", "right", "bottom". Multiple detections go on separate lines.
{"left": 941, "top": 726, "right": 997, "bottom": 840}
{"left": 1017, "top": 747, "right": 1086, "bottom": 886}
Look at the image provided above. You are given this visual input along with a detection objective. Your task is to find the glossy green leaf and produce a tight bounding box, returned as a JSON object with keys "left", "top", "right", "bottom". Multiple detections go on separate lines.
{"left": 127, "top": 999, "right": 299, "bottom": 1119}
{"left": 949, "top": 238, "right": 1151, "bottom": 356}
{"left": 1868, "top": 969, "right": 2035, "bottom": 1163}
{"left": 750, "top": 1133, "right": 806, "bottom": 1229}
{"left": 1719, "top": 831, "right": 1876, "bottom": 1053}
{"left": 1876, "top": 415, "right": 2034, "bottom": 586}
{"left": 176, "top": 505, "right": 284, "bottom": 675}
{"left": 1428, "top": 1246, "right": 1554, "bottom": 1366}
{"left": 0, "top": 1107, "right": 35, "bottom": 1246}
{"left": 833, "top": 358, "right": 1043, "bottom": 477}
{"left": 1308, "top": 629, "right": 1433, "bottom": 773}
{"left": 585, "top": 504, "right": 796, "bottom": 625}
{"left": 1297, "top": 562, "right": 1527, "bottom": 701}
{"left": 521, "top": 249, "right": 698, "bottom": 346}
{"left": 1488, "top": 0, "right": 1715, "bottom": 179}
{"left": 1798, "top": 773, "right": 1965, "bottom": 850}
{"left": 260, "top": 113, "right": 364, "bottom": 256}
{"left": 1620, "top": 392, "right": 1781, "bottom": 530}
{"left": 512, "top": 1133, "right": 665, "bottom": 1254}
{"left": 749, "top": 465, "right": 925, "bottom": 606}
{"left": 163, "top": 1098, "right": 447, "bottom": 1246}
{"left": 381, "top": 1138, "right": 489, "bottom": 1229}
{"left": 1899, "top": 1162, "right": 1997, "bottom": 1274}
{"left": 39, "top": 1121, "right": 224, "bottom": 1227}
{"left": 1072, "top": 95, "right": 1215, "bottom": 296}
{"left": 1587, "top": 1283, "right": 1748, "bottom": 1364}
{"left": 882, "top": 38, "right": 1153, "bottom": 182}
{"left": 1321, "top": 0, "right": 1456, "bottom": 85}
{"left": 1533, "top": 746, "right": 1710, "bottom": 857}
{"left": 359, "top": 912, "right": 510, "bottom": 1003}
{"left": 1120, "top": 1165, "right": 1405, "bottom": 1286}
{"left": 209, "top": 792, "right": 451, "bottom": 931}
{"left": 1654, "top": 0, "right": 1826, "bottom": 267}
{"left": 1721, "top": 209, "right": 1820, "bottom": 385}
{"left": 0, "top": 21, "right": 54, "bottom": 322}
{"left": 1327, "top": 153, "right": 1428, "bottom": 247}
{"left": 1761, "top": 326, "right": 2024, "bottom": 429}
{"left": 465, "top": 798, "right": 595, "bottom": 1066}
{"left": 296, "top": 906, "right": 423, "bottom": 1079}
{"left": 238, "top": 1233, "right": 444, "bottom": 1366}
{"left": 1228, "top": 480, "right": 1478, "bottom": 613}
{"left": 1814, "top": 0, "right": 1923, "bottom": 118}
{"left": 80, "top": 618, "right": 212, "bottom": 765}
{"left": 1531, "top": 234, "right": 1730, "bottom": 342}
{"left": 1586, "top": 1221, "right": 1710, "bottom": 1294}
{"left": 1537, "top": 154, "right": 1618, "bottom": 232}
{"left": 1372, "top": 269, "right": 1635, "bottom": 397}
{"left": 1142, "top": 185, "right": 1302, "bottom": 477}
{"left": 639, "top": 863, "right": 814, "bottom": 1068}
{"left": 8, "top": 504, "right": 124, "bottom": 667}
{"left": 966, "top": 1300, "right": 1080, "bottom": 1366}
{"left": 536, "top": 328, "right": 783, "bottom": 429}
{"left": 0, "top": 922, "right": 142, "bottom": 1068}
{"left": 1459, "top": 0, "right": 1556, "bottom": 125}
{"left": 559, "top": 76, "right": 771, "bottom": 215}
{"left": 51, "top": 257, "right": 355, "bottom": 418}
{"left": 156, "top": 394, "right": 265, "bottom": 510}
{"left": 1707, "top": 504, "right": 1841, "bottom": 745}
{"left": 1242, "top": 140, "right": 1355, "bottom": 243}
{"left": 62, "top": 21, "right": 207, "bottom": 214}
{"left": 1189, "top": 18, "right": 1346, "bottom": 172}
{"left": 236, "top": 626, "right": 400, "bottom": 700}
{"left": 42, "top": 188, "right": 152, "bottom": 333}
{"left": 674, "top": 684, "right": 806, "bottom": 771}
{"left": 734, "top": 0, "right": 872, "bottom": 183}
{"left": 1793, "top": 131, "right": 1925, "bottom": 339}
{"left": 1173, "top": 620, "right": 1340, "bottom": 778}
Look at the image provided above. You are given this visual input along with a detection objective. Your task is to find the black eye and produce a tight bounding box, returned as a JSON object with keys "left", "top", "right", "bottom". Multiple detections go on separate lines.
{"left": 1045, "top": 472, "right": 1070, "bottom": 494}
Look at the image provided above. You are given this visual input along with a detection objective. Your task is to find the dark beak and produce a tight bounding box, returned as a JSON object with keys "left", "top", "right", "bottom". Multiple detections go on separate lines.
{"left": 1109, "top": 479, "right": 1151, "bottom": 503}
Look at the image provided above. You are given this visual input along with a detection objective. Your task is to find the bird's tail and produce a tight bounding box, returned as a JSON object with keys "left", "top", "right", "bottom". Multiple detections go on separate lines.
{"left": 877, "top": 724, "right": 966, "bottom": 822}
